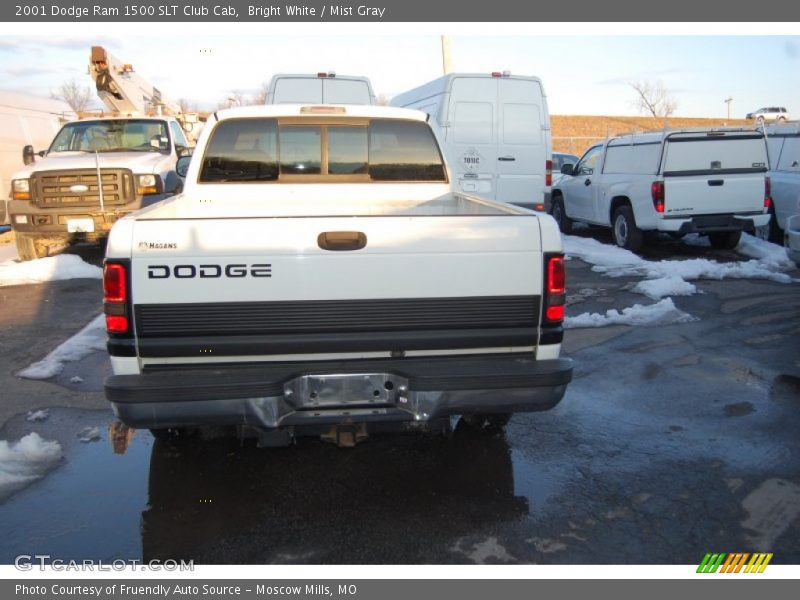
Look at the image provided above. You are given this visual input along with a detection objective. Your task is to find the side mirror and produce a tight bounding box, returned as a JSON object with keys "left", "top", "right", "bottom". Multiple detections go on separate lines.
{"left": 22, "top": 145, "right": 36, "bottom": 165}
{"left": 560, "top": 163, "right": 574, "bottom": 175}
{"left": 37, "top": 150, "right": 46, "bottom": 157}
{"left": 176, "top": 145, "right": 193, "bottom": 158}
{"left": 176, "top": 156, "right": 191, "bottom": 178}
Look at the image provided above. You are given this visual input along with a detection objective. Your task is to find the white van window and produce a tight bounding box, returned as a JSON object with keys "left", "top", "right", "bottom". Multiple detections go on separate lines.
{"left": 453, "top": 102, "right": 492, "bottom": 144}
{"left": 272, "top": 79, "right": 322, "bottom": 104}
{"left": 322, "top": 79, "right": 371, "bottom": 104}
{"left": 604, "top": 143, "right": 661, "bottom": 175}
{"left": 503, "top": 103, "right": 541, "bottom": 145}
{"left": 663, "top": 136, "right": 768, "bottom": 174}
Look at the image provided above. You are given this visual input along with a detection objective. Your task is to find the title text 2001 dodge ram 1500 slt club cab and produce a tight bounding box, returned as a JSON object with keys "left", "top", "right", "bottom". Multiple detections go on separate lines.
{"left": 102, "top": 104, "right": 573, "bottom": 444}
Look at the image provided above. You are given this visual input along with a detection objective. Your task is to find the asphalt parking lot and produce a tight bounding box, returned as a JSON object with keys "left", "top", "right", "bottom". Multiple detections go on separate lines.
{"left": 0, "top": 234, "right": 798, "bottom": 564}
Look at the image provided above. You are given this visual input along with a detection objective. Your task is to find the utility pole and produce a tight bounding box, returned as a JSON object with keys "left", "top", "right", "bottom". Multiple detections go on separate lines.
{"left": 441, "top": 35, "right": 453, "bottom": 75}
{"left": 724, "top": 97, "right": 733, "bottom": 121}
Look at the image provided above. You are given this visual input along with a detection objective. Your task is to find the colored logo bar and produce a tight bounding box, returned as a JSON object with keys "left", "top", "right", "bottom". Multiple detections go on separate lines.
{"left": 697, "top": 553, "right": 773, "bottom": 573}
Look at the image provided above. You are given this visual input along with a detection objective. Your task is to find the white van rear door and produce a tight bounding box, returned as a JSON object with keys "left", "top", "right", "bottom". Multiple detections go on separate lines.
{"left": 662, "top": 132, "right": 768, "bottom": 216}
{"left": 446, "top": 77, "right": 499, "bottom": 199}
{"left": 496, "top": 78, "right": 546, "bottom": 207}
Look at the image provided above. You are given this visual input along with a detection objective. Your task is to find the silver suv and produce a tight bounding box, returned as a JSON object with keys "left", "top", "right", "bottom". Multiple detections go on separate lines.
{"left": 746, "top": 107, "right": 789, "bottom": 123}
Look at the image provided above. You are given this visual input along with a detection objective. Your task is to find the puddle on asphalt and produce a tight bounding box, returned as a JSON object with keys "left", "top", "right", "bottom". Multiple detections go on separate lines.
{"left": 0, "top": 412, "right": 548, "bottom": 563}
{"left": 0, "top": 410, "right": 151, "bottom": 562}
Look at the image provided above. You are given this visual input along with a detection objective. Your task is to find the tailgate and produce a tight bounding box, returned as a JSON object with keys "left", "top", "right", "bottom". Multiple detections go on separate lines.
{"left": 662, "top": 132, "right": 768, "bottom": 217}
{"left": 128, "top": 215, "right": 544, "bottom": 357}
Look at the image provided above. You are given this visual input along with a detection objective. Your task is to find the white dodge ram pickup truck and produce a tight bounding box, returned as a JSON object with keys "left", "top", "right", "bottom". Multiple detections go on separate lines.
{"left": 102, "top": 104, "right": 573, "bottom": 443}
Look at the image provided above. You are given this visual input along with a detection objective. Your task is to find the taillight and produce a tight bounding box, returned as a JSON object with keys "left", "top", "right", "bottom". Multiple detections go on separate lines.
{"left": 103, "top": 262, "right": 129, "bottom": 334}
{"left": 545, "top": 159, "right": 553, "bottom": 188}
{"left": 651, "top": 180, "right": 665, "bottom": 214}
{"left": 544, "top": 254, "right": 566, "bottom": 324}
{"left": 764, "top": 177, "right": 772, "bottom": 211}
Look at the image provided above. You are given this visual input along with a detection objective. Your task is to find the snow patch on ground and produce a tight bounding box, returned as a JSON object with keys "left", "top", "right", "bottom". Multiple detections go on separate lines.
{"left": 632, "top": 276, "right": 697, "bottom": 300}
{"left": 25, "top": 410, "right": 49, "bottom": 422}
{"left": 565, "top": 298, "right": 696, "bottom": 329}
{"left": 0, "top": 254, "right": 101, "bottom": 287}
{"left": 0, "top": 433, "right": 62, "bottom": 501}
{"left": 17, "top": 315, "right": 105, "bottom": 380}
{"left": 563, "top": 233, "right": 795, "bottom": 295}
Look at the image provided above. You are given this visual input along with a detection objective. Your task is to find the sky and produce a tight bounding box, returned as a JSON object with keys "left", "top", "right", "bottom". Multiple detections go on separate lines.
{"left": 0, "top": 34, "right": 797, "bottom": 118}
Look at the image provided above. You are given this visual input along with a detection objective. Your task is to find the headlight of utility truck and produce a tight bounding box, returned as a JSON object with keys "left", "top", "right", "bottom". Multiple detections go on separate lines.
{"left": 136, "top": 174, "right": 163, "bottom": 195}
{"left": 12, "top": 179, "right": 30, "bottom": 200}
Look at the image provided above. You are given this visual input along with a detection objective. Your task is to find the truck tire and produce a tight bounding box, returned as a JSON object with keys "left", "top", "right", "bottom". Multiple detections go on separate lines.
{"left": 612, "top": 206, "right": 643, "bottom": 252}
{"left": 551, "top": 197, "right": 572, "bottom": 234}
{"left": 708, "top": 230, "right": 742, "bottom": 250}
{"left": 767, "top": 209, "right": 784, "bottom": 245}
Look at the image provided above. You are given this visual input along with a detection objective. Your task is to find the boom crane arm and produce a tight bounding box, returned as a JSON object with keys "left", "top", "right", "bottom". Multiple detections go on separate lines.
{"left": 89, "top": 46, "right": 181, "bottom": 116}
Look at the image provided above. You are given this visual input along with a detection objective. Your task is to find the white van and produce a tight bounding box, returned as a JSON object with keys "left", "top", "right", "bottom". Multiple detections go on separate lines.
{"left": 551, "top": 128, "right": 772, "bottom": 251}
{"left": 266, "top": 73, "right": 376, "bottom": 105}
{"left": 0, "top": 91, "right": 75, "bottom": 224}
{"left": 764, "top": 122, "right": 800, "bottom": 243}
{"left": 390, "top": 72, "right": 552, "bottom": 212}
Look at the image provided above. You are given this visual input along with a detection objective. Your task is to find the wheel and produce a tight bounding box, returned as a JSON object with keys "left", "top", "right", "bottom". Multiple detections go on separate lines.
{"left": 708, "top": 230, "right": 742, "bottom": 250}
{"left": 767, "top": 209, "right": 784, "bottom": 245}
{"left": 757, "top": 116, "right": 765, "bottom": 125}
{"left": 612, "top": 206, "right": 644, "bottom": 252}
{"left": 777, "top": 116, "right": 786, "bottom": 122}
{"left": 551, "top": 196, "right": 572, "bottom": 234}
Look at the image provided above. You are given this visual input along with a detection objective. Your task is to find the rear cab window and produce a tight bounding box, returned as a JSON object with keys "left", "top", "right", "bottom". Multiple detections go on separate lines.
{"left": 662, "top": 132, "right": 768, "bottom": 176}
{"left": 198, "top": 117, "right": 447, "bottom": 183}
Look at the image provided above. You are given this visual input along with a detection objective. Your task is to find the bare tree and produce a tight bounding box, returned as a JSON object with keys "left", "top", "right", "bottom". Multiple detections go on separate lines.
{"left": 253, "top": 81, "right": 269, "bottom": 105}
{"left": 375, "top": 93, "right": 391, "bottom": 106}
{"left": 217, "top": 90, "right": 248, "bottom": 109}
{"left": 177, "top": 98, "right": 198, "bottom": 113}
{"left": 51, "top": 78, "right": 94, "bottom": 113}
{"left": 629, "top": 80, "right": 678, "bottom": 118}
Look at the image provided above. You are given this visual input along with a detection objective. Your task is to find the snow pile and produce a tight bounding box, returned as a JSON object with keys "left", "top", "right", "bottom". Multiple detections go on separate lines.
{"left": 565, "top": 298, "right": 696, "bottom": 329}
{"left": 0, "top": 433, "right": 62, "bottom": 501}
{"left": 563, "top": 235, "right": 644, "bottom": 269}
{"left": 563, "top": 233, "right": 795, "bottom": 297}
{"left": 26, "top": 410, "right": 49, "bottom": 422}
{"left": 737, "top": 233, "right": 797, "bottom": 270}
{"left": 0, "top": 254, "right": 102, "bottom": 287}
{"left": 632, "top": 276, "right": 697, "bottom": 300}
{"left": 18, "top": 314, "right": 106, "bottom": 380}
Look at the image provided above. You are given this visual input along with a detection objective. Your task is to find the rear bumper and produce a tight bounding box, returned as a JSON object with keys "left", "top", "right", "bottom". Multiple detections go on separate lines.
{"left": 105, "top": 354, "right": 573, "bottom": 430}
{"left": 657, "top": 213, "right": 769, "bottom": 234}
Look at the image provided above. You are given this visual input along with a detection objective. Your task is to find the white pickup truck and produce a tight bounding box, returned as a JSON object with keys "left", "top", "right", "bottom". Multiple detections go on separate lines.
{"left": 102, "top": 104, "right": 573, "bottom": 444}
{"left": 551, "top": 129, "right": 772, "bottom": 251}
{"left": 8, "top": 116, "right": 191, "bottom": 260}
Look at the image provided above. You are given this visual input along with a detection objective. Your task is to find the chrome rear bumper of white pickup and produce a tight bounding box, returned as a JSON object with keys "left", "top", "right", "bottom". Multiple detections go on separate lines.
{"left": 106, "top": 355, "right": 573, "bottom": 430}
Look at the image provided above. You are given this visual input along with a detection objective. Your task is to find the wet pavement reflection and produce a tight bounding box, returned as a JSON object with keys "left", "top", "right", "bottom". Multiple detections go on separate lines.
{"left": 142, "top": 422, "right": 527, "bottom": 563}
